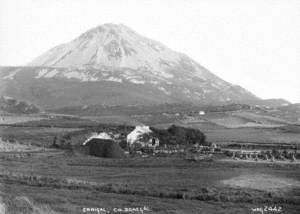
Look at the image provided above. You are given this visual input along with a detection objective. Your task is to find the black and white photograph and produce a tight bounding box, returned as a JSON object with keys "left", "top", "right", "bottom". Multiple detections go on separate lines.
{"left": 0, "top": 0, "right": 299, "bottom": 213}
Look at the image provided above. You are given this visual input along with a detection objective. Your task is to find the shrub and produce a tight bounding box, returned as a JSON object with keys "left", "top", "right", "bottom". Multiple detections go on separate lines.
{"left": 151, "top": 125, "right": 207, "bottom": 146}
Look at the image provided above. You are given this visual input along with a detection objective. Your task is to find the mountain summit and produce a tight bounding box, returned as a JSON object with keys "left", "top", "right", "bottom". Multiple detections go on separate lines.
{"left": 28, "top": 23, "right": 217, "bottom": 80}
{"left": 29, "top": 23, "right": 182, "bottom": 69}
{"left": 0, "top": 23, "right": 259, "bottom": 108}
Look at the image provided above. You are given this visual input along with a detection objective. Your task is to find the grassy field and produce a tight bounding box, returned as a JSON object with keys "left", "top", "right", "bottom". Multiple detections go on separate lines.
{"left": 0, "top": 114, "right": 44, "bottom": 125}
{"left": 0, "top": 113, "right": 300, "bottom": 213}
{"left": 2, "top": 183, "right": 270, "bottom": 214}
{"left": 1, "top": 152, "right": 300, "bottom": 214}
{"left": 0, "top": 126, "right": 83, "bottom": 147}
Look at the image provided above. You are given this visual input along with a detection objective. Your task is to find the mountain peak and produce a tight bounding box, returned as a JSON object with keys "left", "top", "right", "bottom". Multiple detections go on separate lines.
{"left": 28, "top": 23, "right": 174, "bottom": 70}
{"left": 82, "top": 23, "right": 132, "bottom": 35}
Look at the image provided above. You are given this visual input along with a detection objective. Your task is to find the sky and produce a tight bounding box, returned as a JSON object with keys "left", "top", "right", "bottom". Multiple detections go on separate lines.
{"left": 0, "top": 0, "right": 300, "bottom": 103}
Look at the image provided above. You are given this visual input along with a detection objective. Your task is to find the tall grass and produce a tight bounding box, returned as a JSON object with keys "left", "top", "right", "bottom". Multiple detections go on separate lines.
{"left": 1, "top": 171, "right": 299, "bottom": 205}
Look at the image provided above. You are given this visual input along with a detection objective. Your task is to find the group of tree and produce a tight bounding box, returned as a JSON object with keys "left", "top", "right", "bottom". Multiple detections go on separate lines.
{"left": 151, "top": 125, "right": 207, "bottom": 146}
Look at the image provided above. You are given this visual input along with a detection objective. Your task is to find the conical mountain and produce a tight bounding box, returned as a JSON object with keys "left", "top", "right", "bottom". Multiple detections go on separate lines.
{"left": 0, "top": 23, "right": 259, "bottom": 109}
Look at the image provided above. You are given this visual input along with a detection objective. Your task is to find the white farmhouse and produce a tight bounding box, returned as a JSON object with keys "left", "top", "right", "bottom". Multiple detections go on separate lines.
{"left": 199, "top": 111, "right": 205, "bottom": 115}
{"left": 126, "top": 126, "right": 159, "bottom": 148}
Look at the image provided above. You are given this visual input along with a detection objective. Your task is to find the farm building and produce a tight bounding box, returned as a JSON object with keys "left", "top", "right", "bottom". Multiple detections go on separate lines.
{"left": 199, "top": 111, "right": 205, "bottom": 115}
{"left": 127, "top": 126, "right": 159, "bottom": 149}
{"left": 82, "top": 132, "right": 125, "bottom": 158}
{"left": 82, "top": 132, "right": 113, "bottom": 145}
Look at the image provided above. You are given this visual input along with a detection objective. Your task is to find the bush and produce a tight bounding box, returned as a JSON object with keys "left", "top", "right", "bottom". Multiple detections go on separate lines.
{"left": 151, "top": 125, "right": 207, "bottom": 146}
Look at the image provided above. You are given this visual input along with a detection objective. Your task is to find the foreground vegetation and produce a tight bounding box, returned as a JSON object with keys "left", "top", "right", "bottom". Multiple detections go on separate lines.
{"left": 1, "top": 151, "right": 300, "bottom": 213}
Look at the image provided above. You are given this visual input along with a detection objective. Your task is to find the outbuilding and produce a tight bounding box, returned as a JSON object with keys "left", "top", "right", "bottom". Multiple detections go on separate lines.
{"left": 199, "top": 111, "right": 205, "bottom": 115}
{"left": 82, "top": 132, "right": 125, "bottom": 158}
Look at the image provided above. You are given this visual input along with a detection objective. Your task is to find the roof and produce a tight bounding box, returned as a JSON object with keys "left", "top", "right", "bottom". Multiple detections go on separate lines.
{"left": 82, "top": 132, "right": 113, "bottom": 145}
{"left": 83, "top": 138, "right": 114, "bottom": 146}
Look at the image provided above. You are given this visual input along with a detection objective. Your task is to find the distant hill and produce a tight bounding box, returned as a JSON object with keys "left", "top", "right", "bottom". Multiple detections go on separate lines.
{"left": 258, "top": 99, "right": 291, "bottom": 107}
{"left": 277, "top": 103, "right": 300, "bottom": 122}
